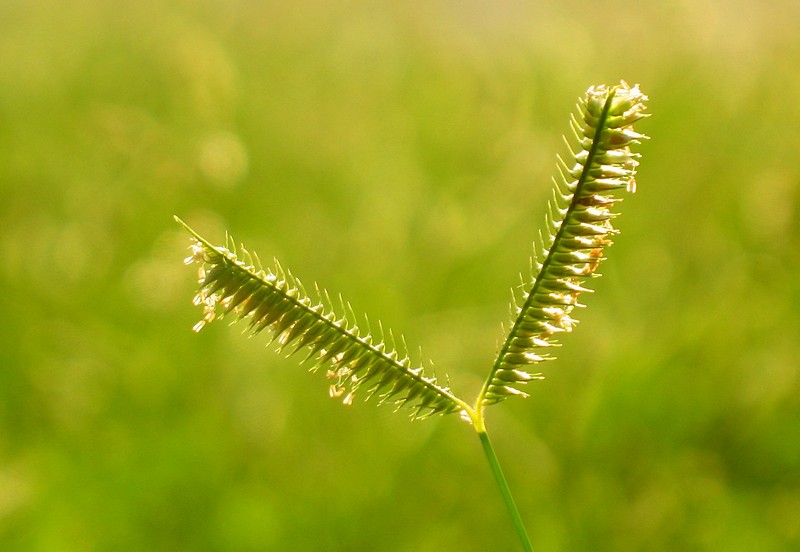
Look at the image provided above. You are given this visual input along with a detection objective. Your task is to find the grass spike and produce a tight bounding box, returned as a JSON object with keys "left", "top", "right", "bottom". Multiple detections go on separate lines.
{"left": 175, "top": 216, "right": 468, "bottom": 419}
{"left": 477, "top": 81, "right": 648, "bottom": 409}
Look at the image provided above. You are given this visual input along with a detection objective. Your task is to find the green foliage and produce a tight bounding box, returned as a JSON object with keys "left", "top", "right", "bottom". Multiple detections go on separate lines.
{"left": 6, "top": 3, "right": 800, "bottom": 550}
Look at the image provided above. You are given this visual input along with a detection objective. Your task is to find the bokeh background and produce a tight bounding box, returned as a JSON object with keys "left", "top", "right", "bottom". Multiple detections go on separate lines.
{"left": 2, "top": 0, "right": 799, "bottom": 550}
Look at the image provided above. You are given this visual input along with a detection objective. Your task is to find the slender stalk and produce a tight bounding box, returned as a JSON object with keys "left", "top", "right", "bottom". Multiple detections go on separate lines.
{"left": 477, "top": 429, "right": 533, "bottom": 552}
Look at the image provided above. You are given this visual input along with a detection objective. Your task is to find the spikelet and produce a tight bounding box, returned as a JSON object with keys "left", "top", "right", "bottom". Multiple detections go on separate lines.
{"left": 177, "top": 217, "right": 466, "bottom": 419}
{"left": 479, "top": 82, "right": 649, "bottom": 406}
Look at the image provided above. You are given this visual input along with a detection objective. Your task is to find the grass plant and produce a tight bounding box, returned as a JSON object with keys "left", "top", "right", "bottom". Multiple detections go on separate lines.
{"left": 178, "top": 81, "right": 649, "bottom": 551}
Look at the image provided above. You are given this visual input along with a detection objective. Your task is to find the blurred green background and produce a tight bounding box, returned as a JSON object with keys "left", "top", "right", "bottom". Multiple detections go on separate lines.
{"left": 2, "top": 0, "right": 799, "bottom": 550}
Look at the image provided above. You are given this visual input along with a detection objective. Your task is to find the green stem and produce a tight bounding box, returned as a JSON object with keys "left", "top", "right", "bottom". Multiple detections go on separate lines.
{"left": 477, "top": 429, "right": 533, "bottom": 552}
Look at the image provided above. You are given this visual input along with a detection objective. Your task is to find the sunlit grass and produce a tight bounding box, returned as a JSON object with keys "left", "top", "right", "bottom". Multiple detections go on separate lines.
{"left": 1, "top": 0, "right": 799, "bottom": 550}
